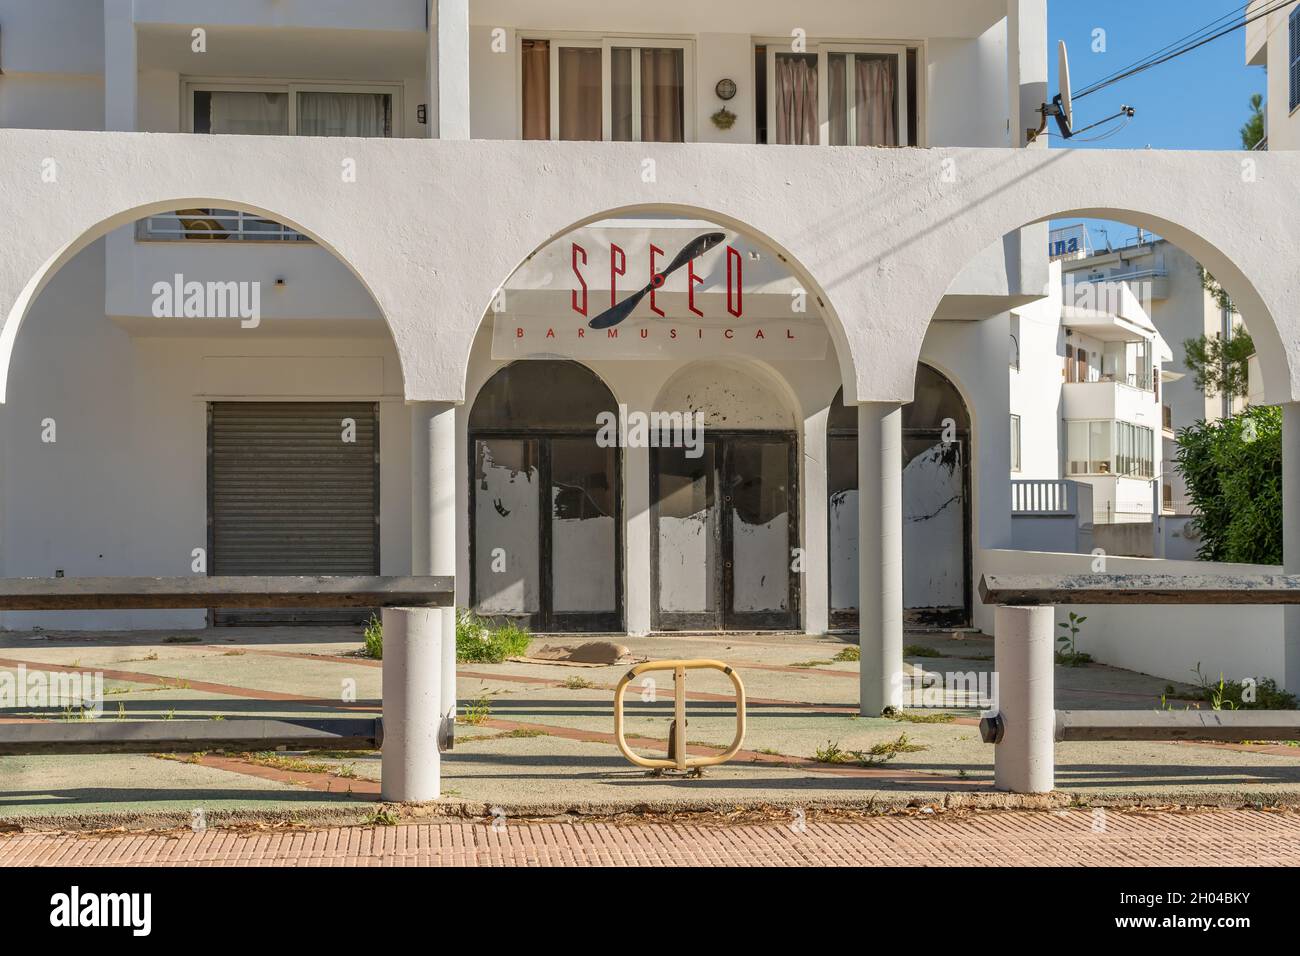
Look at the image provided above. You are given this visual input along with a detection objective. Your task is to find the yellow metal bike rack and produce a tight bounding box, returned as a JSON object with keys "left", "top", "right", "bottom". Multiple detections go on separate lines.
{"left": 613, "top": 659, "right": 746, "bottom": 771}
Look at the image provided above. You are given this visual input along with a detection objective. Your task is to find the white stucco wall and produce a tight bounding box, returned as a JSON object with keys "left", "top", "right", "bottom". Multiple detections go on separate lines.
{"left": 978, "top": 548, "right": 1284, "bottom": 685}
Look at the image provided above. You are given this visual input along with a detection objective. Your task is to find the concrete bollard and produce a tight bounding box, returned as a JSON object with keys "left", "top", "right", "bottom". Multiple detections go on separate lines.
{"left": 993, "top": 605, "right": 1055, "bottom": 793}
{"left": 380, "top": 606, "right": 442, "bottom": 802}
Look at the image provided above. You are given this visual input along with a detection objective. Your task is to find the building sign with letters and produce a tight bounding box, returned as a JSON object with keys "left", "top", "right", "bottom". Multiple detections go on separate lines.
{"left": 492, "top": 220, "right": 830, "bottom": 361}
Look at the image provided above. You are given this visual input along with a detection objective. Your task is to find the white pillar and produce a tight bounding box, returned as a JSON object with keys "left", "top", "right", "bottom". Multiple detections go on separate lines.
{"left": 104, "top": 0, "right": 137, "bottom": 132}
{"left": 1284, "top": 403, "right": 1300, "bottom": 691}
{"left": 426, "top": 0, "right": 471, "bottom": 140}
{"left": 380, "top": 607, "right": 442, "bottom": 801}
{"left": 624, "top": 443, "right": 652, "bottom": 635}
{"left": 411, "top": 402, "right": 458, "bottom": 743}
{"left": 858, "top": 402, "right": 904, "bottom": 715}
{"left": 803, "top": 409, "right": 830, "bottom": 636}
{"left": 993, "top": 605, "right": 1054, "bottom": 793}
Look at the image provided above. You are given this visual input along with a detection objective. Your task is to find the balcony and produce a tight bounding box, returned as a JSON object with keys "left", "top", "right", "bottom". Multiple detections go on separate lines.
{"left": 138, "top": 210, "right": 310, "bottom": 243}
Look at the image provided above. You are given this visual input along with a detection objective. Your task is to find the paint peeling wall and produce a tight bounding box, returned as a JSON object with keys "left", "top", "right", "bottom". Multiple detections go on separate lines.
{"left": 902, "top": 441, "right": 965, "bottom": 612}
{"left": 473, "top": 440, "right": 540, "bottom": 614}
{"left": 551, "top": 504, "right": 616, "bottom": 612}
{"left": 732, "top": 511, "right": 789, "bottom": 612}
{"left": 658, "top": 507, "right": 718, "bottom": 613}
{"left": 828, "top": 487, "right": 860, "bottom": 615}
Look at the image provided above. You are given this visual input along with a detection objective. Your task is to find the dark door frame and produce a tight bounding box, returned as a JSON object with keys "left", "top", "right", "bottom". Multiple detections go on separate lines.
{"left": 651, "top": 430, "right": 800, "bottom": 632}
{"left": 824, "top": 428, "right": 973, "bottom": 631}
{"left": 467, "top": 427, "right": 624, "bottom": 633}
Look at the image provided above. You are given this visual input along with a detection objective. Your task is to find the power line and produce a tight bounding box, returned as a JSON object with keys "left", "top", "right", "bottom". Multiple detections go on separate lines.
{"left": 1074, "top": 0, "right": 1292, "bottom": 101}
{"left": 1074, "top": 1, "right": 1245, "bottom": 97}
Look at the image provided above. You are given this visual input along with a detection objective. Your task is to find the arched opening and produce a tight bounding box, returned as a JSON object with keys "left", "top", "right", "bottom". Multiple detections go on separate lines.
{"left": 828, "top": 364, "right": 973, "bottom": 629}
{"left": 0, "top": 201, "right": 400, "bottom": 631}
{"left": 468, "top": 360, "right": 622, "bottom": 631}
{"left": 650, "top": 360, "right": 800, "bottom": 631}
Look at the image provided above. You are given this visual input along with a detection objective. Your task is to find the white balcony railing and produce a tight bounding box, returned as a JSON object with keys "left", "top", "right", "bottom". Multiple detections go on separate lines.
{"left": 138, "top": 209, "right": 310, "bottom": 242}
{"left": 1011, "top": 479, "right": 1080, "bottom": 516}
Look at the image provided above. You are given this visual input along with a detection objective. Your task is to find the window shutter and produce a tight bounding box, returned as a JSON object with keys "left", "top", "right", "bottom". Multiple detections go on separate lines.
{"left": 1292, "top": 9, "right": 1300, "bottom": 112}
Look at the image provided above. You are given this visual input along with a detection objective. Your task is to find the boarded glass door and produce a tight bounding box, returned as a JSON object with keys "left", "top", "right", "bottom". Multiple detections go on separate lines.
{"left": 471, "top": 434, "right": 620, "bottom": 631}
{"left": 653, "top": 434, "right": 798, "bottom": 631}
{"left": 723, "top": 437, "right": 798, "bottom": 629}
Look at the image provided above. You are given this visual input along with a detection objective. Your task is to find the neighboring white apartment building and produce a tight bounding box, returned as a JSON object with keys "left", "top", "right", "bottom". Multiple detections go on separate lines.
{"left": 1246, "top": 0, "right": 1300, "bottom": 151}
{"left": 0, "top": 0, "right": 1050, "bottom": 637}
{"left": 1009, "top": 251, "right": 1171, "bottom": 554}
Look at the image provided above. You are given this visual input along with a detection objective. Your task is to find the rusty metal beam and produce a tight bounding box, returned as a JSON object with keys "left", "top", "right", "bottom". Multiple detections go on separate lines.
{"left": 979, "top": 572, "right": 1300, "bottom": 606}
{"left": 0, "top": 576, "right": 453, "bottom": 610}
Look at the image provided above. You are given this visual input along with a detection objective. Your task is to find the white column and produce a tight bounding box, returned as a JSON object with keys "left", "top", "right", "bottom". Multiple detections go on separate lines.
{"left": 411, "top": 402, "right": 458, "bottom": 744}
{"left": 803, "top": 409, "right": 830, "bottom": 636}
{"left": 427, "top": 0, "right": 471, "bottom": 140}
{"left": 858, "top": 402, "right": 903, "bottom": 715}
{"left": 993, "top": 605, "right": 1055, "bottom": 793}
{"left": 380, "top": 607, "right": 442, "bottom": 801}
{"left": 624, "top": 443, "right": 652, "bottom": 636}
{"left": 104, "top": 0, "right": 137, "bottom": 132}
{"left": 1284, "top": 403, "right": 1300, "bottom": 691}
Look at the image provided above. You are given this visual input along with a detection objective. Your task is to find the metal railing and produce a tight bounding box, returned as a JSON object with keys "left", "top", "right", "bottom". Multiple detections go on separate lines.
{"left": 978, "top": 572, "right": 1300, "bottom": 793}
{"left": 0, "top": 575, "right": 452, "bottom": 756}
{"left": 1010, "top": 479, "right": 1079, "bottom": 516}
{"left": 138, "top": 209, "right": 311, "bottom": 242}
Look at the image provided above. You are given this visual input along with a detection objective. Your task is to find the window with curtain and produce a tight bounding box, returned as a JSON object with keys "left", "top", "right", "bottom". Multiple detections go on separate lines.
{"left": 611, "top": 47, "right": 685, "bottom": 142}
{"left": 828, "top": 52, "right": 898, "bottom": 146}
{"left": 192, "top": 88, "right": 394, "bottom": 137}
{"left": 558, "top": 46, "right": 602, "bottom": 141}
{"left": 521, "top": 39, "right": 551, "bottom": 140}
{"left": 196, "top": 91, "right": 289, "bottom": 135}
{"left": 298, "top": 92, "right": 392, "bottom": 137}
{"left": 773, "top": 53, "right": 818, "bottom": 145}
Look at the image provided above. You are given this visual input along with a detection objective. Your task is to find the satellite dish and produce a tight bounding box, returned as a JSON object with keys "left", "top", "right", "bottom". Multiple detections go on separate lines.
{"left": 1056, "top": 40, "right": 1073, "bottom": 137}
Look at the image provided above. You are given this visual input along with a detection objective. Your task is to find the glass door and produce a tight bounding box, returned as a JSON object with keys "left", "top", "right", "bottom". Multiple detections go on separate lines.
{"left": 651, "top": 442, "right": 721, "bottom": 630}
{"left": 652, "top": 434, "right": 799, "bottom": 631}
{"left": 723, "top": 437, "right": 798, "bottom": 630}
{"left": 471, "top": 434, "right": 621, "bottom": 631}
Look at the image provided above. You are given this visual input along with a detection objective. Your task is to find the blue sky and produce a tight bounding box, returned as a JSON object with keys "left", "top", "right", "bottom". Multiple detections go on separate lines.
{"left": 1048, "top": 0, "right": 1267, "bottom": 247}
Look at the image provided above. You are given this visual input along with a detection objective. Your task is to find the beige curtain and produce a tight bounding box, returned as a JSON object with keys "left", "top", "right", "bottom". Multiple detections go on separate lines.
{"left": 856, "top": 55, "right": 898, "bottom": 146}
{"left": 640, "top": 48, "right": 684, "bottom": 142}
{"left": 611, "top": 48, "right": 634, "bottom": 141}
{"left": 558, "top": 47, "right": 602, "bottom": 141}
{"left": 828, "top": 55, "right": 847, "bottom": 146}
{"left": 521, "top": 39, "right": 550, "bottom": 140}
{"left": 774, "top": 54, "right": 818, "bottom": 145}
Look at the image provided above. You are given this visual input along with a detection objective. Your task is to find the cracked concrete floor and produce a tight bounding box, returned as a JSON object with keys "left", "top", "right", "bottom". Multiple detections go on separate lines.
{"left": 1, "top": 626, "right": 1299, "bottom": 827}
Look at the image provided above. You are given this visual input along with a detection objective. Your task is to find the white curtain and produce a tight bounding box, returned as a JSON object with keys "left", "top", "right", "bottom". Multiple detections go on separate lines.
{"left": 209, "top": 92, "right": 288, "bottom": 135}
{"left": 298, "top": 92, "right": 392, "bottom": 137}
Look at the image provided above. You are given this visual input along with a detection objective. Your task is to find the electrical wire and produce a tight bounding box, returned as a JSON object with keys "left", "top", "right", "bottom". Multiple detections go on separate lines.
{"left": 1073, "top": 1, "right": 1247, "bottom": 97}
{"left": 1073, "top": 0, "right": 1294, "bottom": 101}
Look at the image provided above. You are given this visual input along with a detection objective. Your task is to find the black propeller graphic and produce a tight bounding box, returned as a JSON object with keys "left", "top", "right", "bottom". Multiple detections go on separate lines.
{"left": 588, "top": 232, "right": 727, "bottom": 330}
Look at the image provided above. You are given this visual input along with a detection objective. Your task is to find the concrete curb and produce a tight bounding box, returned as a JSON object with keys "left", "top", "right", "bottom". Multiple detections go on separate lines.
{"left": 7, "top": 789, "right": 1300, "bottom": 833}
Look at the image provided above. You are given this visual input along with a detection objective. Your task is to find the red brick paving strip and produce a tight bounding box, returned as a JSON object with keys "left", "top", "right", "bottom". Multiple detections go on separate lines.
{"left": 3, "top": 810, "right": 1299, "bottom": 866}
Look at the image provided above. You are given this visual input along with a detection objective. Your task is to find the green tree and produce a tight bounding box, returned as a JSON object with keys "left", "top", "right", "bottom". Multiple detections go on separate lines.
{"left": 1182, "top": 325, "right": 1254, "bottom": 400}
{"left": 1240, "top": 92, "right": 1265, "bottom": 150}
{"left": 1174, "top": 405, "right": 1281, "bottom": 564}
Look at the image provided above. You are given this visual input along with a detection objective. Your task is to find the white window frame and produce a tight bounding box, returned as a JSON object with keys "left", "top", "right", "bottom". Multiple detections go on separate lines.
{"left": 759, "top": 38, "right": 922, "bottom": 147}
{"left": 515, "top": 33, "right": 697, "bottom": 142}
{"left": 1010, "top": 414, "right": 1022, "bottom": 472}
{"left": 182, "top": 78, "right": 405, "bottom": 136}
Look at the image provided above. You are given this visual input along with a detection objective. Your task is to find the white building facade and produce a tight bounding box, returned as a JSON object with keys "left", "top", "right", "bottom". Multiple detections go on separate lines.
{"left": 4, "top": 2, "right": 1300, "bottom": 695}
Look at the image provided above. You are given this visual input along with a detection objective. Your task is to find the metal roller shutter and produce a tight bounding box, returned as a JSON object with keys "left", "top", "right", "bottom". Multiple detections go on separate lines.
{"left": 209, "top": 402, "right": 379, "bottom": 625}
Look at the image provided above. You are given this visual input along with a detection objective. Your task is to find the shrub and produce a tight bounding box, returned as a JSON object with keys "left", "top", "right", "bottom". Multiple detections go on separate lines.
{"left": 362, "top": 614, "right": 383, "bottom": 660}
{"left": 1174, "top": 405, "right": 1281, "bottom": 564}
{"left": 455, "top": 609, "right": 531, "bottom": 663}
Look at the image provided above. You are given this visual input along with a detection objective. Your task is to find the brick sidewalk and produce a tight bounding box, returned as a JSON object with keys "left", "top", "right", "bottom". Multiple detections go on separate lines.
{"left": 3, "top": 809, "right": 1300, "bottom": 866}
